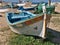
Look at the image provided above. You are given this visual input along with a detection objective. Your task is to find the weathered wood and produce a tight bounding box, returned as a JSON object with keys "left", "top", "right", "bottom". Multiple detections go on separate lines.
{"left": 25, "top": 15, "right": 43, "bottom": 25}
{"left": 48, "top": 0, "right": 51, "bottom": 6}
{"left": 42, "top": 4, "right": 47, "bottom": 39}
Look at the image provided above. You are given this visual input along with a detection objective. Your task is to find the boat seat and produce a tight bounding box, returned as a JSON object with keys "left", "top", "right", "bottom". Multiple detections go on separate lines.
{"left": 8, "top": 13, "right": 21, "bottom": 23}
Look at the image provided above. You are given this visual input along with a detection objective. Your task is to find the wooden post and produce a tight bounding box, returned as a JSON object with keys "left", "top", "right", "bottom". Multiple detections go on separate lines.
{"left": 42, "top": 3, "right": 47, "bottom": 39}
{"left": 19, "top": 0, "right": 22, "bottom": 3}
{"left": 48, "top": 0, "right": 51, "bottom": 6}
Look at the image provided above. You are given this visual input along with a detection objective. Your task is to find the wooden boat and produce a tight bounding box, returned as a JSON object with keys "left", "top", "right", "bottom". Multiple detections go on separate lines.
{"left": 6, "top": 3, "right": 54, "bottom": 39}
{"left": 6, "top": 10, "right": 51, "bottom": 39}
{"left": 16, "top": 3, "right": 25, "bottom": 7}
{"left": 0, "top": 8, "right": 8, "bottom": 12}
{"left": 17, "top": 2, "right": 37, "bottom": 11}
{"left": 18, "top": 6, "right": 35, "bottom": 11}
{"left": 0, "top": 4, "right": 9, "bottom": 13}
{"left": 0, "top": 1, "right": 9, "bottom": 12}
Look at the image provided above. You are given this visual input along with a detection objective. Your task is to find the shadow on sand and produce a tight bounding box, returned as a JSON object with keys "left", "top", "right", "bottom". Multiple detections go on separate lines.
{"left": 46, "top": 27, "right": 60, "bottom": 44}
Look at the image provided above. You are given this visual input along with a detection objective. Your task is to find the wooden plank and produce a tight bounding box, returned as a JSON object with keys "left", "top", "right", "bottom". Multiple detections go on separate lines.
{"left": 42, "top": 4, "right": 47, "bottom": 39}
{"left": 42, "top": 14, "right": 47, "bottom": 39}
{"left": 25, "top": 15, "right": 43, "bottom": 25}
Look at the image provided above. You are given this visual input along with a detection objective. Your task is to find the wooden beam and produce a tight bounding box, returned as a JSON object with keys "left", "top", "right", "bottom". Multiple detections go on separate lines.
{"left": 48, "top": 0, "right": 51, "bottom": 6}
{"left": 42, "top": 4, "right": 47, "bottom": 39}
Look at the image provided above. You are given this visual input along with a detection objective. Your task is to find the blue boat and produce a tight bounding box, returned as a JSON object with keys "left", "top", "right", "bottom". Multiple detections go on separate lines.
{"left": 17, "top": 1, "right": 37, "bottom": 11}
{"left": 17, "top": 1, "right": 48, "bottom": 11}
{"left": 6, "top": 11, "right": 47, "bottom": 39}
{"left": 18, "top": 6, "right": 35, "bottom": 11}
{"left": 6, "top": 11, "right": 36, "bottom": 25}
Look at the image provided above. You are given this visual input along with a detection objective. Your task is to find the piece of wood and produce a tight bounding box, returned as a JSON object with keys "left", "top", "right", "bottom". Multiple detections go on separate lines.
{"left": 42, "top": 14, "right": 47, "bottom": 39}
{"left": 25, "top": 15, "right": 43, "bottom": 25}
{"left": 42, "top": 4, "right": 47, "bottom": 39}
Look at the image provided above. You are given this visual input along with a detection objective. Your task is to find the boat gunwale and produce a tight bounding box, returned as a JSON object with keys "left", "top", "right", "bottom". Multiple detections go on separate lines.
{"left": 6, "top": 13, "right": 44, "bottom": 25}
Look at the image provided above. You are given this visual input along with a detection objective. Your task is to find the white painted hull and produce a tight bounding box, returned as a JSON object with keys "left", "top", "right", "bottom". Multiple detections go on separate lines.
{"left": 0, "top": 9, "right": 8, "bottom": 12}
{"left": 8, "top": 20, "right": 46, "bottom": 38}
{"left": 17, "top": 3, "right": 37, "bottom": 7}
{"left": 6, "top": 12, "right": 49, "bottom": 39}
{"left": 17, "top": 3, "right": 25, "bottom": 6}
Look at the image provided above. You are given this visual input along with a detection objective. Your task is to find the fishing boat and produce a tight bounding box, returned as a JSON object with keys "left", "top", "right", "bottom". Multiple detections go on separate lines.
{"left": 18, "top": 6, "right": 36, "bottom": 11}
{"left": 17, "top": 1, "right": 37, "bottom": 11}
{"left": 0, "top": 0, "right": 9, "bottom": 12}
{"left": 16, "top": 3, "right": 25, "bottom": 7}
{"left": 0, "top": 8, "right": 8, "bottom": 12}
{"left": 6, "top": 0, "right": 55, "bottom": 39}
{"left": 6, "top": 11, "right": 46, "bottom": 39}
{"left": 6, "top": 3, "right": 53, "bottom": 39}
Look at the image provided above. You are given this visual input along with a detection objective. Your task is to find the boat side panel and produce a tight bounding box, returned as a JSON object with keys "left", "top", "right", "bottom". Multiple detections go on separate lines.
{"left": 9, "top": 20, "right": 43, "bottom": 37}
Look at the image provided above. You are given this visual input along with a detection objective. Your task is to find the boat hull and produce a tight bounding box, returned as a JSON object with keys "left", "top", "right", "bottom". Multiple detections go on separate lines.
{"left": 6, "top": 12, "right": 51, "bottom": 39}
{"left": 9, "top": 20, "right": 44, "bottom": 38}
{"left": 18, "top": 6, "right": 35, "bottom": 11}
{"left": 0, "top": 9, "right": 8, "bottom": 12}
